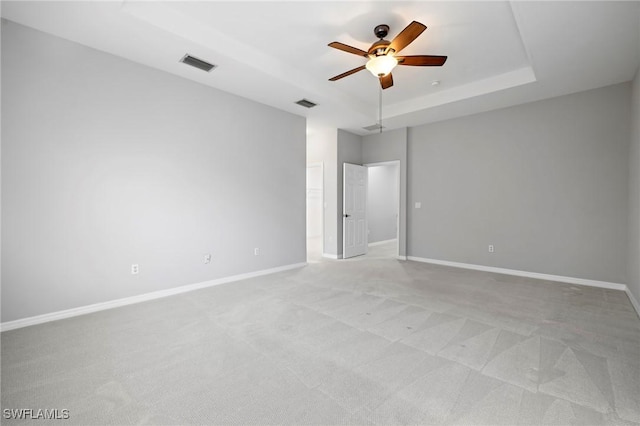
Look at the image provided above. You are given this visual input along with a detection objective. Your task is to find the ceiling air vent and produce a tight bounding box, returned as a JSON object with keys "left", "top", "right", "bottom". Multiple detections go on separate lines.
{"left": 180, "top": 54, "right": 216, "bottom": 72}
{"left": 363, "top": 124, "right": 385, "bottom": 132}
{"left": 295, "top": 99, "right": 317, "bottom": 108}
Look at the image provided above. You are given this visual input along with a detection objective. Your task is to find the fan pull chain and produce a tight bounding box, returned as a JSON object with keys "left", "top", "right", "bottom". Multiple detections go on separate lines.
{"left": 379, "top": 83, "right": 383, "bottom": 133}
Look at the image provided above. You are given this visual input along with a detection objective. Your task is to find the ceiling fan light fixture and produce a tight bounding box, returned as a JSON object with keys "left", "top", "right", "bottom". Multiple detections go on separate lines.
{"left": 365, "top": 55, "right": 398, "bottom": 77}
{"left": 328, "top": 21, "right": 446, "bottom": 90}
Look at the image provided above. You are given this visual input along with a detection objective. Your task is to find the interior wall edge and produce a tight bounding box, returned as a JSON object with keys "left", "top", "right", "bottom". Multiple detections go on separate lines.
{"left": 322, "top": 253, "right": 342, "bottom": 260}
{"left": 407, "top": 256, "right": 627, "bottom": 291}
{"left": 627, "top": 61, "right": 640, "bottom": 308}
{"left": 407, "top": 256, "right": 639, "bottom": 318}
{"left": 0, "top": 262, "right": 307, "bottom": 332}
{"left": 368, "top": 238, "right": 397, "bottom": 247}
{"left": 625, "top": 286, "right": 640, "bottom": 319}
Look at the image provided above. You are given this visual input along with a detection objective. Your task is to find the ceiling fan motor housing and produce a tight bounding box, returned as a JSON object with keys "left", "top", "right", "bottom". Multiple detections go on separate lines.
{"left": 374, "top": 24, "right": 390, "bottom": 39}
{"left": 369, "top": 39, "right": 391, "bottom": 56}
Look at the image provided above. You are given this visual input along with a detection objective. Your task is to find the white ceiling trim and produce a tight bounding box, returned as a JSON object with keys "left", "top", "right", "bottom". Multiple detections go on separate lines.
{"left": 386, "top": 66, "right": 537, "bottom": 119}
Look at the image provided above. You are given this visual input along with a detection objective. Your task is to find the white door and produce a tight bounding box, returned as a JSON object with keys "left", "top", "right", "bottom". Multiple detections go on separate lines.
{"left": 343, "top": 163, "right": 368, "bottom": 258}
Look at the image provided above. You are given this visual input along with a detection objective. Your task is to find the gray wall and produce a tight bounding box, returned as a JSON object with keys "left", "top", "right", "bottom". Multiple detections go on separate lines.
{"left": 1, "top": 21, "right": 306, "bottom": 322}
{"left": 337, "top": 129, "right": 362, "bottom": 257}
{"left": 0, "top": 17, "right": 3, "bottom": 320}
{"left": 408, "top": 83, "right": 630, "bottom": 284}
{"left": 362, "top": 128, "right": 408, "bottom": 257}
{"left": 629, "top": 70, "right": 640, "bottom": 303}
{"left": 367, "top": 164, "right": 399, "bottom": 244}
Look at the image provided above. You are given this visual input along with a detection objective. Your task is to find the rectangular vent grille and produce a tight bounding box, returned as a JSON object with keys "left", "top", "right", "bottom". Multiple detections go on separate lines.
{"left": 295, "top": 99, "right": 317, "bottom": 108}
{"left": 363, "top": 124, "right": 385, "bottom": 131}
{"left": 180, "top": 54, "right": 216, "bottom": 72}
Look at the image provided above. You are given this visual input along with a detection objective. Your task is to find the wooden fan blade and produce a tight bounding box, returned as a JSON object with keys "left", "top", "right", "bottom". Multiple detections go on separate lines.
{"left": 329, "top": 65, "right": 366, "bottom": 81}
{"left": 328, "top": 42, "right": 369, "bottom": 57}
{"left": 386, "top": 21, "right": 427, "bottom": 54}
{"left": 380, "top": 73, "right": 393, "bottom": 89}
{"left": 397, "top": 55, "right": 447, "bottom": 66}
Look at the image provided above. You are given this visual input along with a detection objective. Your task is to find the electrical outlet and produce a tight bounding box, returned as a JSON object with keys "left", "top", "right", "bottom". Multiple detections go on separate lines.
{"left": 131, "top": 264, "right": 139, "bottom": 274}
{"left": 488, "top": 245, "right": 495, "bottom": 253}
{"left": 204, "top": 254, "right": 212, "bottom": 264}
{"left": 415, "top": 202, "right": 422, "bottom": 209}
{"left": 254, "top": 248, "right": 260, "bottom": 256}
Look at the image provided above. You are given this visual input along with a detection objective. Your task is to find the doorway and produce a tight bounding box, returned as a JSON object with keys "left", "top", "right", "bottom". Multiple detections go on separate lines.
{"left": 365, "top": 161, "right": 400, "bottom": 258}
{"left": 306, "top": 162, "right": 323, "bottom": 262}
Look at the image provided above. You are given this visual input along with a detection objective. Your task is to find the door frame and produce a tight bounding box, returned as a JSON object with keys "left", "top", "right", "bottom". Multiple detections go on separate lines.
{"left": 306, "top": 161, "right": 324, "bottom": 256}
{"left": 364, "top": 160, "right": 401, "bottom": 258}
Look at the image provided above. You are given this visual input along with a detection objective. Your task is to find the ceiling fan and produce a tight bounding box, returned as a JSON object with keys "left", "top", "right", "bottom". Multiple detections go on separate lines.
{"left": 328, "top": 21, "right": 447, "bottom": 89}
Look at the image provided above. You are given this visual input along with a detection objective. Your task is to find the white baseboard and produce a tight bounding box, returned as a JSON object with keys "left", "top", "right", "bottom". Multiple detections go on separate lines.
{"left": 322, "top": 253, "right": 342, "bottom": 259}
{"left": 406, "top": 256, "right": 627, "bottom": 291}
{"left": 368, "top": 239, "right": 397, "bottom": 247}
{"left": 0, "top": 262, "right": 307, "bottom": 332}
{"left": 396, "top": 255, "right": 407, "bottom": 261}
{"left": 625, "top": 287, "right": 640, "bottom": 318}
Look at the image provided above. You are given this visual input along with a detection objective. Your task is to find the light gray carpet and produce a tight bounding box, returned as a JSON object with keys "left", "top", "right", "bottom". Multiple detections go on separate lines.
{"left": 2, "top": 241, "right": 640, "bottom": 425}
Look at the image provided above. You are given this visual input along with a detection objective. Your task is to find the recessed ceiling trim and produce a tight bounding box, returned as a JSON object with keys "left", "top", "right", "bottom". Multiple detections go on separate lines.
{"left": 121, "top": 1, "right": 373, "bottom": 118}
{"left": 385, "top": 67, "right": 537, "bottom": 119}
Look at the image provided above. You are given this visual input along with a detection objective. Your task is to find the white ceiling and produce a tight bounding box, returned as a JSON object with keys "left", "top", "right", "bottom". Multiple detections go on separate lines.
{"left": 2, "top": 1, "right": 639, "bottom": 135}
